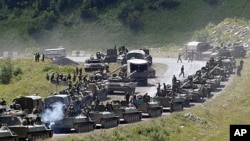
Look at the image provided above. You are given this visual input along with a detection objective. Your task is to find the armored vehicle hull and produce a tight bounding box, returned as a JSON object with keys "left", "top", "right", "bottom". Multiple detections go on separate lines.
{"left": 51, "top": 115, "right": 95, "bottom": 133}
{"left": 0, "top": 126, "right": 18, "bottom": 141}
{"left": 89, "top": 111, "right": 120, "bottom": 129}
{"left": 112, "top": 100, "right": 142, "bottom": 123}
{"left": 133, "top": 101, "right": 163, "bottom": 117}
{"left": 153, "top": 96, "right": 184, "bottom": 112}
{"left": 0, "top": 115, "right": 53, "bottom": 141}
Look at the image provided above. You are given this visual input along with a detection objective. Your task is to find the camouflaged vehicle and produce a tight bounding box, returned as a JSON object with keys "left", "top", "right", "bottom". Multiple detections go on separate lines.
{"left": 104, "top": 74, "right": 137, "bottom": 95}
{"left": 111, "top": 100, "right": 142, "bottom": 123}
{"left": 132, "top": 95, "right": 163, "bottom": 117}
{"left": 0, "top": 115, "right": 53, "bottom": 141}
{"left": 88, "top": 104, "right": 120, "bottom": 129}
{"left": 50, "top": 114, "right": 95, "bottom": 133}
{"left": 0, "top": 125, "right": 18, "bottom": 141}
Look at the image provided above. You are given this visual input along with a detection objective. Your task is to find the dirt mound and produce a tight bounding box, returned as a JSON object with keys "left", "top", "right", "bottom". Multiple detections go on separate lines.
{"left": 51, "top": 57, "right": 79, "bottom": 66}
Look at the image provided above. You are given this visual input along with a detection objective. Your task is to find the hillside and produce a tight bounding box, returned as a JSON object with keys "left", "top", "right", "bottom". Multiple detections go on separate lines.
{"left": 1, "top": 0, "right": 250, "bottom": 55}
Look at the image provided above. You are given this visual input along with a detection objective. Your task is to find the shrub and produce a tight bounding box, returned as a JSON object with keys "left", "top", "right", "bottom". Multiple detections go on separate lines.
{"left": 0, "top": 59, "right": 13, "bottom": 84}
{"left": 13, "top": 67, "right": 23, "bottom": 76}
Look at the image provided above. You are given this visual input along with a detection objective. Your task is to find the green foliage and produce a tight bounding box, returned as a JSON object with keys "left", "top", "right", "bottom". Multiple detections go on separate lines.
{"left": 0, "top": 58, "right": 13, "bottom": 84}
{"left": 13, "top": 67, "right": 22, "bottom": 76}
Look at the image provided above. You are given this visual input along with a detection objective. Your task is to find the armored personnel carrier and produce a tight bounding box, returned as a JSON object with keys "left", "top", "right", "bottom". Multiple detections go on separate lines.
{"left": 0, "top": 115, "right": 53, "bottom": 141}
{"left": 0, "top": 125, "right": 18, "bottom": 141}
{"left": 132, "top": 95, "right": 163, "bottom": 117}
{"left": 105, "top": 74, "right": 137, "bottom": 95}
{"left": 111, "top": 100, "right": 142, "bottom": 123}
{"left": 50, "top": 113, "right": 95, "bottom": 133}
{"left": 153, "top": 89, "right": 184, "bottom": 112}
{"left": 43, "top": 94, "right": 95, "bottom": 133}
{"left": 88, "top": 104, "right": 120, "bottom": 129}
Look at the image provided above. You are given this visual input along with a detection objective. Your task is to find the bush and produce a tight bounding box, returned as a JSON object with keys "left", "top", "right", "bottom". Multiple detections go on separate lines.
{"left": 13, "top": 67, "right": 23, "bottom": 76}
{"left": 0, "top": 59, "right": 13, "bottom": 84}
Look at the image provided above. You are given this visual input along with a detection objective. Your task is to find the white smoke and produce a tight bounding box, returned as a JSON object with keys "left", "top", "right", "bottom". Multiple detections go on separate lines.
{"left": 40, "top": 102, "right": 65, "bottom": 123}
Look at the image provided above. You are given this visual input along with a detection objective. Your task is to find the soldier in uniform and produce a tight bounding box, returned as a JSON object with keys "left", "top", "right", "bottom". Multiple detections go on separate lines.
{"left": 94, "top": 96, "right": 100, "bottom": 111}
{"left": 179, "top": 65, "right": 185, "bottom": 77}
{"left": 177, "top": 53, "right": 182, "bottom": 63}
{"left": 125, "top": 92, "right": 131, "bottom": 105}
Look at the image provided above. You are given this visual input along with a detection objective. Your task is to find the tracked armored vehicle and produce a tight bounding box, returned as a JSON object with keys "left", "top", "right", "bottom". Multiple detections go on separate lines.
{"left": 50, "top": 114, "right": 95, "bottom": 133}
{"left": 43, "top": 94, "right": 95, "bottom": 133}
{"left": 154, "top": 88, "right": 184, "bottom": 112}
{"left": 127, "top": 59, "right": 148, "bottom": 86}
{"left": 0, "top": 125, "right": 18, "bottom": 141}
{"left": 88, "top": 104, "right": 120, "bottom": 129}
{"left": 105, "top": 74, "right": 137, "bottom": 95}
{"left": 132, "top": 95, "right": 163, "bottom": 117}
{"left": 84, "top": 52, "right": 109, "bottom": 72}
{"left": 0, "top": 115, "right": 53, "bottom": 141}
{"left": 111, "top": 100, "right": 142, "bottom": 123}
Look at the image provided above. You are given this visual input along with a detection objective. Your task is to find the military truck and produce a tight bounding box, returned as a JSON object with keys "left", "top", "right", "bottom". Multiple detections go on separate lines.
{"left": 125, "top": 49, "right": 155, "bottom": 78}
{"left": 0, "top": 115, "right": 53, "bottom": 141}
{"left": 127, "top": 59, "right": 148, "bottom": 86}
{"left": 111, "top": 100, "right": 142, "bottom": 123}
{"left": 183, "top": 41, "right": 211, "bottom": 60}
{"left": 105, "top": 47, "right": 118, "bottom": 63}
{"left": 12, "top": 95, "right": 44, "bottom": 114}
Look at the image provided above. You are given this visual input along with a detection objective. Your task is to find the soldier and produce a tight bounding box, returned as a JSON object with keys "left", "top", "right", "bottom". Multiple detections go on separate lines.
{"left": 67, "top": 73, "right": 71, "bottom": 81}
{"left": 73, "top": 72, "right": 76, "bottom": 82}
{"left": 41, "top": 53, "right": 45, "bottom": 61}
{"left": 143, "top": 93, "right": 150, "bottom": 103}
{"left": 237, "top": 65, "right": 242, "bottom": 76}
{"left": 240, "top": 59, "right": 244, "bottom": 69}
{"left": 79, "top": 67, "right": 83, "bottom": 76}
{"left": 177, "top": 53, "right": 182, "bottom": 63}
{"left": 125, "top": 92, "right": 131, "bottom": 105}
{"left": 94, "top": 96, "right": 100, "bottom": 111}
{"left": 46, "top": 73, "right": 49, "bottom": 81}
{"left": 172, "top": 75, "right": 177, "bottom": 93}
{"left": 75, "top": 67, "right": 79, "bottom": 75}
{"left": 179, "top": 65, "right": 185, "bottom": 77}
{"left": 163, "top": 83, "right": 167, "bottom": 91}
{"left": 0, "top": 98, "right": 6, "bottom": 105}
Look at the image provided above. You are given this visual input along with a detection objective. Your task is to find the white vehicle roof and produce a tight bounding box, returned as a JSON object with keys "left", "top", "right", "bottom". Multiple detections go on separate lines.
{"left": 127, "top": 59, "right": 148, "bottom": 65}
{"left": 127, "top": 50, "right": 145, "bottom": 55}
{"left": 44, "top": 47, "right": 65, "bottom": 51}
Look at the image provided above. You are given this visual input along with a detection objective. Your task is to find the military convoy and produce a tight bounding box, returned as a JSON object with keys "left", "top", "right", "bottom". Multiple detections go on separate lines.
{"left": 0, "top": 44, "right": 238, "bottom": 139}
